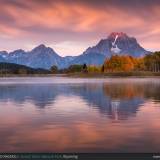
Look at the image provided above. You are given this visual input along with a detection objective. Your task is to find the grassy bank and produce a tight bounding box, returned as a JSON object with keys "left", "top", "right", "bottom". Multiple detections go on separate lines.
{"left": 0, "top": 74, "right": 55, "bottom": 77}
{"left": 65, "top": 71, "right": 160, "bottom": 78}
{"left": 0, "top": 72, "right": 160, "bottom": 78}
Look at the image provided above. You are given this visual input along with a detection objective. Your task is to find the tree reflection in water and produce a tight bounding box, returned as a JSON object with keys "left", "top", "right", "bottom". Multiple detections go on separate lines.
{"left": 0, "top": 80, "right": 159, "bottom": 120}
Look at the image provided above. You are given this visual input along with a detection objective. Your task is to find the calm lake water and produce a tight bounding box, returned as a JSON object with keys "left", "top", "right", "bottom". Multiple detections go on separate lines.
{"left": 0, "top": 77, "right": 160, "bottom": 153}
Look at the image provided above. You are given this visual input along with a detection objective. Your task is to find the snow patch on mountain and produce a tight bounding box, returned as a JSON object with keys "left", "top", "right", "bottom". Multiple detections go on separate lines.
{"left": 111, "top": 34, "right": 121, "bottom": 54}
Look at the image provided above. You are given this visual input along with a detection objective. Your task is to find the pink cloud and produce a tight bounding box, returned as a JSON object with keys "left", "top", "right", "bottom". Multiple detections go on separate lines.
{"left": 0, "top": 0, "right": 160, "bottom": 55}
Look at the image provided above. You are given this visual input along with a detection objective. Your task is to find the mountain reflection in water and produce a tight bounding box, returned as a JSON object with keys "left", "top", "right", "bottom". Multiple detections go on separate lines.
{"left": 0, "top": 77, "right": 160, "bottom": 152}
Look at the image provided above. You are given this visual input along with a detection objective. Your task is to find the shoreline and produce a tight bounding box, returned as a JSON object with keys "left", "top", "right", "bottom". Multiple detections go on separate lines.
{"left": 0, "top": 72, "right": 160, "bottom": 78}
{"left": 63, "top": 71, "right": 160, "bottom": 78}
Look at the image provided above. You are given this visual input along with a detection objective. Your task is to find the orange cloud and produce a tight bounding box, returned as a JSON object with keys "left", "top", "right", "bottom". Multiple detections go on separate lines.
{"left": 0, "top": 0, "right": 160, "bottom": 55}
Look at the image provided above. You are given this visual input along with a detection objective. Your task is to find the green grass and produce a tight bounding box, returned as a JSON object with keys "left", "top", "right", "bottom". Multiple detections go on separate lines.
{"left": 65, "top": 71, "right": 160, "bottom": 78}
{"left": 0, "top": 71, "right": 160, "bottom": 78}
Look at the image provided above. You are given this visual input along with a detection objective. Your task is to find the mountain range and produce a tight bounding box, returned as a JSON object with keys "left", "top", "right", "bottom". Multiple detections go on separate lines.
{"left": 0, "top": 32, "right": 150, "bottom": 69}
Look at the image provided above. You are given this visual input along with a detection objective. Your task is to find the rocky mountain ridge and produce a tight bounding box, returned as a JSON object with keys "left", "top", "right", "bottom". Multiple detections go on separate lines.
{"left": 0, "top": 32, "right": 150, "bottom": 69}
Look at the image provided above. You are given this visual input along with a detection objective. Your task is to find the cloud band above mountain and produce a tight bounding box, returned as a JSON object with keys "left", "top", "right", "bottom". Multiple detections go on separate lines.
{"left": 0, "top": 0, "right": 160, "bottom": 55}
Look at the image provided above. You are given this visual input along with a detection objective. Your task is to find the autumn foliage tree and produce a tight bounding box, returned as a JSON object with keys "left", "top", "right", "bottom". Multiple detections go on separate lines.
{"left": 132, "top": 57, "right": 145, "bottom": 71}
{"left": 103, "top": 53, "right": 160, "bottom": 73}
{"left": 104, "top": 55, "right": 135, "bottom": 72}
{"left": 88, "top": 65, "right": 101, "bottom": 73}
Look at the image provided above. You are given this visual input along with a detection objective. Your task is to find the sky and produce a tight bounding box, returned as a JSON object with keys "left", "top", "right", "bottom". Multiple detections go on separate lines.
{"left": 0, "top": 0, "right": 160, "bottom": 56}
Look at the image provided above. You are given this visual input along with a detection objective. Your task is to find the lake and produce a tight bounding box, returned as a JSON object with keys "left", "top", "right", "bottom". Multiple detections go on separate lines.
{"left": 0, "top": 77, "right": 160, "bottom": 153}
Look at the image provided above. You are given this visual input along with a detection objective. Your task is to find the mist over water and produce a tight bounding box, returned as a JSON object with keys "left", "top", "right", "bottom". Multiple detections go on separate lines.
{"left": 0, "top": 77, "right": 160, "bottom": 152}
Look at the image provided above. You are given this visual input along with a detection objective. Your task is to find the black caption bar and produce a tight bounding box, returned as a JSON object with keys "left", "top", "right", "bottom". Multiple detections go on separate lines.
{"left": 0, "top": 153, "right": 160, "bottom": 160}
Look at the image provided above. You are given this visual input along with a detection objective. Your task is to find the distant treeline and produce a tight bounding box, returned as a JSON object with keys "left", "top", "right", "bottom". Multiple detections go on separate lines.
{"left": 103, "top": 51, "right": 160, "bottom": 72}
{"left": 0, "top": 63, "right": 51, "bottom": 75}
{"left": 54, "top": 51, "right": 160, "bottom": 73}
{"left": 0, "top": 51, "right": 160, "bottom": 75}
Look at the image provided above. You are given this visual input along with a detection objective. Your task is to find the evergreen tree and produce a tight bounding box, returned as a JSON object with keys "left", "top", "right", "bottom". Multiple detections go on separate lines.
{"left": 82, "top": 63, "right": 88, "bottom": 73}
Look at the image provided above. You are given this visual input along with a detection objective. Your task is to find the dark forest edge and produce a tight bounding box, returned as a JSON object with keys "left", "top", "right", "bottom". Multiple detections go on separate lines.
{"left": 0, "top": 63, "right": 51, "bottom": 76}
{"left": 0, "top": 51, "right": 160, "bottom": 77}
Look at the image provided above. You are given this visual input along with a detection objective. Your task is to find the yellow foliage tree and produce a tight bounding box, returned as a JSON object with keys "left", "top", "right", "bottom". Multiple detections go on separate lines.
{"left": 88, "top": 65, "right": 101, "bottom": 73}
{"left": 104, "top": 55, "right": 135, "bottom": 72}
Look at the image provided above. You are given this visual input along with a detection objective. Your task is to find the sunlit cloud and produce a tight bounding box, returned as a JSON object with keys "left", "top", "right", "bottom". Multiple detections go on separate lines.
{"left": 0, "top": 0, "right": 160, "bottom": 55}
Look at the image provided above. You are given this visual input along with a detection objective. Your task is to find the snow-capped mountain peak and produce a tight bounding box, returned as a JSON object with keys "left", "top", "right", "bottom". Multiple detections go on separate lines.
{"left": 83, "top": 32, "right": 149, "bottom": 57}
